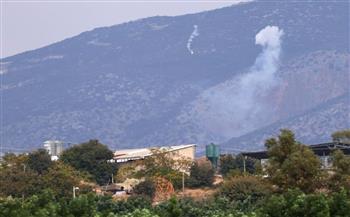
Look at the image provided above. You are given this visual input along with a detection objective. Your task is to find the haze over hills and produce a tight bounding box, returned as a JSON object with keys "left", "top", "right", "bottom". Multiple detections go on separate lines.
{"left": 1, "top": 1, "right": 349, "bottom": 153}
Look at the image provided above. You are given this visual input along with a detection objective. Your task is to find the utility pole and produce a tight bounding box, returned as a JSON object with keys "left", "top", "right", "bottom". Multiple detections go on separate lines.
{"left": 182, "top": 171, "right": 185, "bottom": 194}
{"left": 73, "top": 186, "right": 79, "bottom": 198}
{"left": 243, "top": 156, "right": 246, "bottom": 175}
{"left": 22, "top": 164, "right": 26, "bottom": 200}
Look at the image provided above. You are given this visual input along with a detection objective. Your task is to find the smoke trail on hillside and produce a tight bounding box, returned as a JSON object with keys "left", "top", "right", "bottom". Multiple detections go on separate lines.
{"left": 187, "top": 25, "right": 199, "bottom": 55}
{"left": 191, "top": 25, "right": 284, "bottom": 139}
{"left": 233, "top": 25, "right": 284, "bottom": 120}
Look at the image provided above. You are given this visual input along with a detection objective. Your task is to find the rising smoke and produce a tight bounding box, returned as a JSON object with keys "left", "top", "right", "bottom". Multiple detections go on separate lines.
{"left": 192, "top": 25, "right": 284, "bottom": 139}
{"left": 187, "top": 25, "right": 199, "bottom": 55}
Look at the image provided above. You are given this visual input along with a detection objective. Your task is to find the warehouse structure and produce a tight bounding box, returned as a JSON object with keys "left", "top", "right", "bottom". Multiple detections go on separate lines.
{"left": 241, "top": 142, "right": 350, "bottom": 169}
{"left": 113, "top": 144, "right": 196, "bottom": 163}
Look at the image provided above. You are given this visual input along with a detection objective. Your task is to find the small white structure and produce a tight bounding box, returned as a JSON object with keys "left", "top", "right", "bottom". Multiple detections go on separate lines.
{"left": 43, "top": 140, "right": 64, "bottom": 160}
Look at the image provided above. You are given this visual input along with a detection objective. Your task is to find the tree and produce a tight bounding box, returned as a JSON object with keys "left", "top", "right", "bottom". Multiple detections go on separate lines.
{"left": 156, "top": 197, "right": 182, "bottom": 217}
{"left": 328, "top": 149, "right": 350, "bottom": 191}
{"left": 0, "top": 152, "right": 28, "bottom": 168}
{"left": 22, "top": 189, "right": 61, "bottom": 217}
{"left": 266, "top": 129, "right": 322, "bottom": 193}
{"left": 219, "top": 154, "right": 235, "bottom": 176}
{"left": 0, "top": 190, "right": 61, "bottom": 217}
{"left": 60, "top": 139, "right": 117, "bottom": 185}
{"left": 331, "top": 129, "right": 350, "bottom": 143}
{"left": 220, "top": 154, "right": 259, "bottom": 177}
{"left": 328, "top": 188, "right": 350, "bottom": 217}
{"left": 331, "top": 149, "right": 350, "bottom": 175}
{"left": 115, "top": 163, "right": 139, "bottom": 182}
{"left": 218, "top": 175, "right": 272, "bottom": 211}
{"left": 0, "top": 153, "right": 42, "bottom": 198}
{"left": 187, "top": 160, "right": 214, "bottom": 188}
{"left": 42, "top": 161, "right": 90, "bottom": 198}
{"left": 140, "top": 149, "right": 192, "bottom": 189}
{"left": 142, "top": 149, "right": 192, "bottom": 176}
{"left": 260, "top": 190, "right": 331, "bottom": 217}
{"left": 0, "top": 164, "right": 42, "bottom": 198}
{"left": 27, "top": 149, "right": 53, "bottom": 174}
{"left": 133, "top": 179, "right": 156, "bottom": 199}
{"left": 67, "top": 193, "right": 99, "bottom": 217}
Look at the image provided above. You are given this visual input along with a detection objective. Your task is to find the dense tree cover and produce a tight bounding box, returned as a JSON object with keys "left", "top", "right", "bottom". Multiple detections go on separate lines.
{"left": 0, "top": 154, "right": 88, "bottom": 199}
{"left": 60, "top": 139, "right": 117, "bottom": 185}
{"left": 0, "top": 153, "right": 40, "bottom": 198}
{"left": 27, "top": 149, "right": 53, "bottom": 174}
{"left": 328, "top": 149, "right": 350, "bottom": 191}
{"left": 0, "top": 140, "right": 114, "bottom": 198}
{"left": 220, "top": 154, "right": 260, "bottom": 177}
{"left": 41, "top": 162, "right": 91, "bottom": 198}
{"left": 265, "top": 129, "right": 322, "bottom": 193}
{"left": 2, "top": 129, "right": 350, "bottom": 216}
{"left": 260, "top": 189, "right": 350, "bottom": 217}
{"left": 187, "top": 160, "right": 215, "bottom": 188}
{"left": 1, "top": 190, "right": 349, "bottom": 217}
{"left": 332, "top": 129, "right": 350, "bottom": 143}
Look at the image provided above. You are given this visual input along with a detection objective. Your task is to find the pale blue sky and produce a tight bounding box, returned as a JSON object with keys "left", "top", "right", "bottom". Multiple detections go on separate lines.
{"left": 1, "top": 1, "right": 246, "bottom": 58}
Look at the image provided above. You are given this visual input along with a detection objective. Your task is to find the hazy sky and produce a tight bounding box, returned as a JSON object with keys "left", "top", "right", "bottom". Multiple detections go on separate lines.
{"left": 1, "top": 1, "right": 244, "bottom": 58}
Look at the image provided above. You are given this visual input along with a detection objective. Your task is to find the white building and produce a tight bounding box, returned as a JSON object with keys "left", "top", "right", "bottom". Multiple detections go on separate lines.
{"left": 43, "top": 140, "right": 64, "bottom": 160}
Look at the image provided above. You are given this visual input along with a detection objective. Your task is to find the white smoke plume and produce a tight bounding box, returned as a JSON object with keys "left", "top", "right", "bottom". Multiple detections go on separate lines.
{"left": 234, "top": 25, "right": 284, "bottom": 116}
{"left": 187, "top": 25, "right": 199, "bottom": 55}
{"left": 191, "top": 25, "right": 284, "bottom": 139}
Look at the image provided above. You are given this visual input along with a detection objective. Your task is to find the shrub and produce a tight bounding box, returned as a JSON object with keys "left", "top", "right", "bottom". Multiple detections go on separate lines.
{"left": 218, "top": 176, "right": 272, "bottom": 210}
{"left": 164, "top": 171, "right": 184, "bottom": 190}
{"left": 187, "top": 160, "right": 215, "bottom": 188}
{"left": 133, "top": 179, "right": 156, "bottom": 199}
{"left": 27, "top": 149, "right": 53, "bottom": 174}
{"left": 260, "top": 190, "right": 332, "bottom": 217}
{"left": 328, "top": 188, "right": 350, "bottom": 217}
{"left": 220, "top": 154, "right": 259, "bottom": 177}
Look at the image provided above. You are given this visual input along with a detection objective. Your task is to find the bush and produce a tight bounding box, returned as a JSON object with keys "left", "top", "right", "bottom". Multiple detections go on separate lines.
{"left": 27, "top": 149, "right": 53, "bottom": 174}
{"left": 220, "top": 154, "right": 259, "bottom": 177}
{"left": 218, "top": 176, "right": 272, "bottom": 210}
{"left": 260, "top": 190, "right": 332, "bottom": 217}
{"left": 164, "top": 171, "right": 184, "bottom": 190}
{"left": 133, "top": 179, "right": 156, "bottom": 199}
{"left": 187, "top": 160, "right": 215, "bottom": 188}
{"left": 328, "top": 188, "right": 350, "bottom": 217}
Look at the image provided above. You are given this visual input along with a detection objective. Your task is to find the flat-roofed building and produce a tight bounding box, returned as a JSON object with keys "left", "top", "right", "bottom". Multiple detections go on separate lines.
{"left": 43, "top": 140, "right": 64, "bottom": 161}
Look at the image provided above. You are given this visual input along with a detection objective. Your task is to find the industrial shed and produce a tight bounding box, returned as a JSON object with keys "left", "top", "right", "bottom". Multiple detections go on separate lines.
{"left": 113, "top": 144, "right": 196, "bottom": 163}
{"left": 241, "top": 142, "right": 350, "bottom": 168}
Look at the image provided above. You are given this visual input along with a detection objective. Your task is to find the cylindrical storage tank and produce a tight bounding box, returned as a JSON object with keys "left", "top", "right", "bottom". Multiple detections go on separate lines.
{"left": 206, "top": 144, "right": 214, "bottom": 158}
{"left": 206, "top": 143, "right": 219, "bottom": 158}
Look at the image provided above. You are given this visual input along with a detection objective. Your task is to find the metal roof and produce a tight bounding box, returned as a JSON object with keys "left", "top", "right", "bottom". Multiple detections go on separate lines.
{"left": 241, "top": 142, "right": 350, "bottom": 159}
{"left": 113, "top": 144, "right": 196, "bottom": 162}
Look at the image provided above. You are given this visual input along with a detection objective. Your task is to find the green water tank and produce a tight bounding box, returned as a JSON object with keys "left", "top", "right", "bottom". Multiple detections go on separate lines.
{"left": 206, "top": 143, "right": 220, "bottom": 158}
{"left": 206, "top": 143, "right": 220, "bottom": 169}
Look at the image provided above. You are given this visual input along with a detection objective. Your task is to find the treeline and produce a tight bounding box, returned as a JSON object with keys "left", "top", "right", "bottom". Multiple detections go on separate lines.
{"left": 1, "top": 189, "right": 349, "bottom": 217}
{"left": 0, "top": 129, "right": 350, "bottom": 217}
{"left": 0, "top": 140, "right": 117, "bottom": 198}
